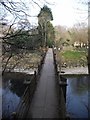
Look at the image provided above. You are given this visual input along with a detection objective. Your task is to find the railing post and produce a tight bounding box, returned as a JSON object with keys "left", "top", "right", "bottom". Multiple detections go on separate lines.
{"left": 34, "top": 71, "right": 37, "bottom": 85}
{"left": 11, "top": 112, "right": 17, "bottom": 120}
{"left": 59, "top": 76, "right": 67, "bottom": 102}
{"left": 38, "top": 64, "right": 40, "bottom": 74}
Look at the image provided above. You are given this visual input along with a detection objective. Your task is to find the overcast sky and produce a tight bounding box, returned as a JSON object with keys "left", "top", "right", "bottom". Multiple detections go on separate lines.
{"left": 50, "top": 0, "right": 88, "bottom": 27}
{"left": 2, "top": 0, "right": 88, "bottom": 27}
{"left": 26, "top": 0, "right": 88, "bottom": 27}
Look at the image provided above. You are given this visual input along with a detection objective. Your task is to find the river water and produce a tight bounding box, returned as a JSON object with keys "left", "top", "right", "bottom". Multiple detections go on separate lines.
{"left": 66, "top": 75, "right": 89, "bottom": 119}
{"left": 2, "top": 73, "right": 89, "bottom": 119}
{"left": 2, "top": 72, "right": 32, "bottom": 119}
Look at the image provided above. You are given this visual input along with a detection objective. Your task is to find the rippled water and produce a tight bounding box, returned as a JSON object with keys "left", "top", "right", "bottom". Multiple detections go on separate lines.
{"left": 66, "top": 75, "right": 89, "bottom": 118}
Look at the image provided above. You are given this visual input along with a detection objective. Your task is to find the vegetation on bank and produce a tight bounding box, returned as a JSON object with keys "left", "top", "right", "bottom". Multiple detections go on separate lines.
{"left": 54, "top": 22, "right": 88, "bottom": 70}
{"left": 1, "top": 2, "right": 89, "bottom": 74}
{"left": 2, "top": 5, "right": 54, "bottom": 75}
{"left": 57, "top": 49, "right": 88, "bottom": 68}
{"left": 3, "top": 50, "right": 42, "bottom": 72}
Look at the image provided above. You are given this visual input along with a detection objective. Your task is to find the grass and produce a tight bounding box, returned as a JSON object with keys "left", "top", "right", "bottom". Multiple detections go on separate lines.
{"left": 58, "top": 50, "right": 88, "bottom": 67}
{"left": 61, "top": 50, "right": 87, "bottom": 60}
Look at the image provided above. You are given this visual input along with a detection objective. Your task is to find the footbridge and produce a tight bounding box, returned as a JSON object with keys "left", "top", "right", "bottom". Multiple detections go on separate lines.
{"left": 11, "top": 48, "right": 67, "bottom": 119}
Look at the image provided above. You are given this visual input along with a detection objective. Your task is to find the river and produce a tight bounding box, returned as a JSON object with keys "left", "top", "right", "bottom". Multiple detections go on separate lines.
{"left": 2, "top": 72, "right": 89, "bottom": 119}
{"left": 2, "top": 72, "right": 33, "bottom": 119}
{"left": 66, "top": 75, "right": 89, "bottom": 119}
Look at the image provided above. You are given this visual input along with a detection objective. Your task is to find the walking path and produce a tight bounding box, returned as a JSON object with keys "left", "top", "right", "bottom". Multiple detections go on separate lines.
{"left": 27, "top": 48, "right": 59, "bottom": 118}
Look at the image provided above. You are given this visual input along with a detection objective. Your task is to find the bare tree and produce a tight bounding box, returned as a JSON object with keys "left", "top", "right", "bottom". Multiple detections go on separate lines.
{"left": 0, "top": 0, "right": 54, "bottom": 75}
{"left": 72, "top": 0, "right": 90, "bottom": 73}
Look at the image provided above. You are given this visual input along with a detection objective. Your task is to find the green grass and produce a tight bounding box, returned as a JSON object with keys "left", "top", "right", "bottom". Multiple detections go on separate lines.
{"left": 59, "top": 50, "right": 87, "bottom": 67}
{"left": 61, "top": 50, "right": 87, "bottom": 60}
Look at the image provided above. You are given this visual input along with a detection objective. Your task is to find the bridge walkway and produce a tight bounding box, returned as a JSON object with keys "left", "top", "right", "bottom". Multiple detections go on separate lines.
{"left": 27, "top": 48, "right": 60, "bottom": 118}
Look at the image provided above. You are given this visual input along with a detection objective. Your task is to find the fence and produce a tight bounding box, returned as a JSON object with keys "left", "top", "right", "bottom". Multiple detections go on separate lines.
{"left": 11, "top": 51, "right": 47, "bottom": 119}
{"left": 53, "top": 48, "right": 67, "bottom": 118}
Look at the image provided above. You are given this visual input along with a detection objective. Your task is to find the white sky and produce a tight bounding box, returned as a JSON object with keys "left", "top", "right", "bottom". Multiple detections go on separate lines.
{"left": 2, "top": 0, "right": 88, "bottom": 27}
{"left": 51, "top": 0, "right": 88, "bottom": 27}
{"left": 26, "top": 0, "right": 88, "bottom": 27}
{"left": 50, "top": 0, "right": 88, "bottom": 27}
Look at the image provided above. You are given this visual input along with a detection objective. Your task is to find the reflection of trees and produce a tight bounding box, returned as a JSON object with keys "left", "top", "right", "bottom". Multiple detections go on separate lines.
{"left": 3, "top": 72, "right": 32, "bottom": 97}
{"left": 69, "top": 76, "right": 89, "bottom": 95}
{"left": 81, "top": 100, "right": 90, "bottom": 113}
{"left": 66, "top": 76, "right": 89, "bottom": 118}
{"left": 10, "top": 79, "right": 26, "bottom": 97}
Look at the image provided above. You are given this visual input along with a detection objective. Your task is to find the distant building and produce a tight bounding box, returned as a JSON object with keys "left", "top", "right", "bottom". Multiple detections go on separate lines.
{"left": 74, "top": 41, "right": 88, "bottom": 48}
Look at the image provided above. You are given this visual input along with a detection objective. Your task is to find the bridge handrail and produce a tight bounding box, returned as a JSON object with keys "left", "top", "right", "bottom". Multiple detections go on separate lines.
{"left": 14, "top": 73, "right": 36, "bottom": 119}
{"left": 11, "top": 50, "right": 47, "bottom": 119}
{"left": 53, "top": 48, "right": 67, "bottom": 118}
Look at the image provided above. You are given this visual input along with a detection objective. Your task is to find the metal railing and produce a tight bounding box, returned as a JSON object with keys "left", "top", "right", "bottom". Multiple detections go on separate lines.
{"left": 11, "top": 51, "right": 47, "bottom": 119}
{"left": 53, "top": 48, "right": 67, "bottom": 118}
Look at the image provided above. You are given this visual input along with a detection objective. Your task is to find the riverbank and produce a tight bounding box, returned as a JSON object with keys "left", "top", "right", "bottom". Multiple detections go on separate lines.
{"left": 60, "top": 67, "right": 88, "bottom": 75}
{"left": 12, "top": 68, "right": 37, "bottom": 75}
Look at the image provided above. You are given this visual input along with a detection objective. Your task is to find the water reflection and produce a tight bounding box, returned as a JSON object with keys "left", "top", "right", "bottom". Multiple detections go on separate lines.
{"left": 0, "top": 87, "right": 2, "bottom": 120}
{"left": 2, "top": 88, "right": 20, "bottom": 118}
{"left": 2, "top": 72, "right": 30, "bottom": 119}
{"left": 66, "top": 75, "right": 89, "bottom": 118}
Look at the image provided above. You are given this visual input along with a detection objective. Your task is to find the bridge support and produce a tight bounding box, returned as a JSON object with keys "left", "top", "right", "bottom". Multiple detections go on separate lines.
{"left": 59, "top": 77, "right": 67, "bottom": 102}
